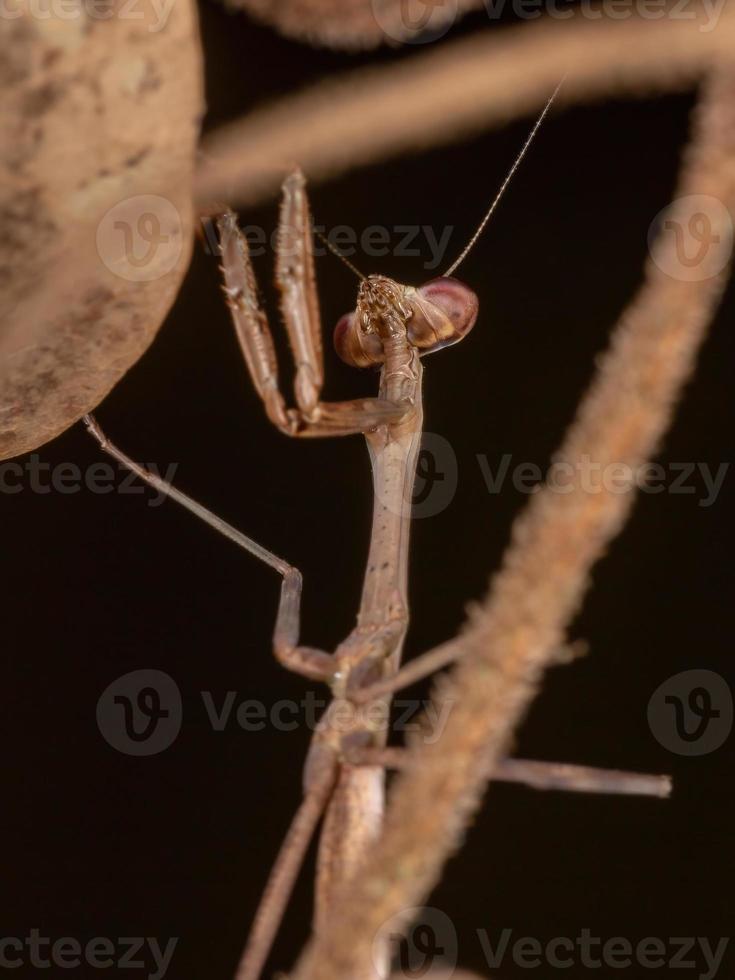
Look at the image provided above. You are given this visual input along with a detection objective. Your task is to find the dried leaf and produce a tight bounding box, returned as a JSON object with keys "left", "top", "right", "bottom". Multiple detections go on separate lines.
{"left": 0, "top": 0, "right": 204, "bottom": 460}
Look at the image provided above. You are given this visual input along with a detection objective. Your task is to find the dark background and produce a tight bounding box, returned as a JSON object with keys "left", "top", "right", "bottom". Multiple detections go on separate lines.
{"left": 3, "top": 5, "right": 733, "bottom": 978}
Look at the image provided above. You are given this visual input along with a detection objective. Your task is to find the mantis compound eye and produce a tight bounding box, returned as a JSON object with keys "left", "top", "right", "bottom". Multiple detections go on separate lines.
{"left": 407, "top": 276, "right": 479, "bottom": 354}
{"left": 333, "top": 312, "right": 384, "bottom": 368}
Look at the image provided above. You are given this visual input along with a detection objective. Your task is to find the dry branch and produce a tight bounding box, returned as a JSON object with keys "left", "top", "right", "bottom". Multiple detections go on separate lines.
{"left": 292, "top": 65, "right": 735, "bottom": 980}
{"left": 195, "top": 3, "right": 735, "bottom": 209}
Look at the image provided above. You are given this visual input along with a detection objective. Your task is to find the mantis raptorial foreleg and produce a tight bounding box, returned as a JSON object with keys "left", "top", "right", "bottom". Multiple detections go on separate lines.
{"left": 216, "top": 172, "right": 407, "bottom": 438}
{"left": 274, "top": 167, "right": 324, "bottom": 415}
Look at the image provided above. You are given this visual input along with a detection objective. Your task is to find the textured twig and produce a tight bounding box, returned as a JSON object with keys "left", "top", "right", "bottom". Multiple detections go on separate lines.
{"left": 291, "top": 66, "right": 735, "bottom": 980}
{"left": 195, "top": 3, "right": 735, "bottom": 209}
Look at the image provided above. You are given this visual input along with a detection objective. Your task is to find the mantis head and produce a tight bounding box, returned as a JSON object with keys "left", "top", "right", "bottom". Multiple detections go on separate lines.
{"left": 329, "top": 80, "right": 562, "bottom": 370}
{"left": 333, "top": 274, "right": 478, "bottom": 368}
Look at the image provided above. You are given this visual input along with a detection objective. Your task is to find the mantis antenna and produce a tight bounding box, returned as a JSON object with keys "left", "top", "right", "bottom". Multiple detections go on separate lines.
{"left": 314, "top": 226, "right": 366, "bottom": 280}
{"left": 444, "top": 78, "right": 565, "bottom": 278}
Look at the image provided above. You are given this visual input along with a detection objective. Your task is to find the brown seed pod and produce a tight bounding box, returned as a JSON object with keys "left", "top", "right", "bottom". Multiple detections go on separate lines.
{"left": 0, "top": 0, "right": 204, "bottom": 460}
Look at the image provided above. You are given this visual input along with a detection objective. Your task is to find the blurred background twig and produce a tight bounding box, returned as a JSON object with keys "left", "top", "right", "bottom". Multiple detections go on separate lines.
{"left": 196, "top": 4, "right": 735, "bottom": 209}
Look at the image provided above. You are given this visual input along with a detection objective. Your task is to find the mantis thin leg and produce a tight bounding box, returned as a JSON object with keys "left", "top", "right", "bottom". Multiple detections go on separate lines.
{"left": 83, "top": 415, "right": 333, "bottom": 683}
{"left": 347, "top": 748, "right": 671, "bottom": 799}
{"left": 234, "top": 762, "right": 338, "bottom": 980}
{"left": 352, "top": 639, "right": 587, "bottom": 703}
{"left": 351, "top": 639, "right": 461, "bottom": 702}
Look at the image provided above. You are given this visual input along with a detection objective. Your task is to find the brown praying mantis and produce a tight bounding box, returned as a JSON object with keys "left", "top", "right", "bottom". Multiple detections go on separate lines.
{"left": 84, "top": 84, "right": 670, "bottom": 980}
